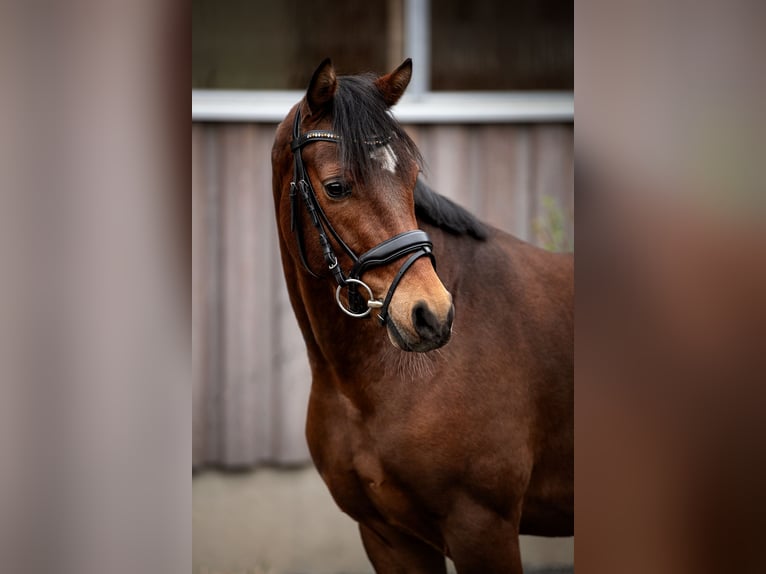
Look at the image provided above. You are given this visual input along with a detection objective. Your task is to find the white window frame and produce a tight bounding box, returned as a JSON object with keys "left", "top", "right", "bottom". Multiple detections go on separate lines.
{"left": 191, "top": 0, "right": 573, "bottom": 124}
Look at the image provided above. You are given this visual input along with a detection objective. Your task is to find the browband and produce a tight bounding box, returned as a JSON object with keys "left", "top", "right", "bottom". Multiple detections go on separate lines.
{"left": 291, "top": 131, "right": 341, "bottom": 151}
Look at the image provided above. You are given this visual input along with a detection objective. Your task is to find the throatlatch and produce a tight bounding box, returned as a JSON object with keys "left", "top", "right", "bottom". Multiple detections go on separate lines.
{"left": 289, "top": 109, "right": 435, "bottom": 324}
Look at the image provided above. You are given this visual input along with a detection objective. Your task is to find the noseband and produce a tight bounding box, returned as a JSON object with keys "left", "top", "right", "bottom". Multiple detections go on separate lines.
{"left": 289, "top": 109, "right": 435, "bottom": 324}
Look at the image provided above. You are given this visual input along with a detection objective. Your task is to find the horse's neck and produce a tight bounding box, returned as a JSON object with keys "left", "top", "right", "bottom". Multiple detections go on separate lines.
{"left": 287, "top": 265, "right": 390, "bottom": 387}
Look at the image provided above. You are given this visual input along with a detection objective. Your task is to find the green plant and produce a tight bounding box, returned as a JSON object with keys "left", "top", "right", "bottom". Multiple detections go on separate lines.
{"left": 533, "top": 195, "right": 573, "bottom": 252}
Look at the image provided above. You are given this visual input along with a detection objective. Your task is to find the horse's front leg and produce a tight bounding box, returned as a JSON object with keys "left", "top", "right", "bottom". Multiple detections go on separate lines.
{"left": 443, "top": 496, "right": 523, "bottom": 574}
{"left": 359, "top": 521, "right": 447, "bottom": 574}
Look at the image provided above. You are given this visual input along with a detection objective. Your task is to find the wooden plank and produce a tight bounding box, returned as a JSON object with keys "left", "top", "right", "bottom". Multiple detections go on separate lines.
{"left": 530, "top": 125, "right": 574, "bottom": 250}
{"left": 462, "top": 125, "right": 486, "bottom": 217}
{"left": 192, "top": 124, "right": 207, "bottom": 467}
{"left": 220, "top": 124, "right": 274, "bottom": 466}
{"left": 264, "top": 123, "right": 313, "bottom": 464}
{"left": 271, "top": 261, "right": 312, "bottom": 464}
{"left": 202, "top": 125, "right": 223, "bottom": 464}
{"left": 479, "top": 125, "right": 531, "bottom": 240}
{"left": 252, "top": 124, "right": 280, "bottom": 462}
{"left": 252, "top": 123, "right": 310, "bottom": 464}
{"left": 420, "top": 124, "right": 467, "bottom": 203}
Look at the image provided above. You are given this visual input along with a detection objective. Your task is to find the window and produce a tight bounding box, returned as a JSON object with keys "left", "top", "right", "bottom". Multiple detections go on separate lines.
{"left": 192, "top": 0, "right": 572, "bottom": 92}
{"left": 431, "top": 0, "right": 573, "bottom": 90}
{"left": 193, "top": 0, "right": 390, "bottom": 90}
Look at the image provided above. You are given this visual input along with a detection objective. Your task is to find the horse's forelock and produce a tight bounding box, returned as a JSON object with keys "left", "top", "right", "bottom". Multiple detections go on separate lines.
{"left": 331, "top": 75, "right": 422, "bottom": 182}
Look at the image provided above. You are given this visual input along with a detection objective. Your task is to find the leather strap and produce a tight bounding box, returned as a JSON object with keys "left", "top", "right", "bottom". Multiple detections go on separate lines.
{"left": 376, "top": 249, "right": 434, "bottom": 325}
{"left": 288, "top": 108, "right": 438, "bottom": 323}
{"left": 350, "top": 230, "right": 432, "bottom": 279}
{"left": 291, "top": 131, "right": 341, "bottom": 151}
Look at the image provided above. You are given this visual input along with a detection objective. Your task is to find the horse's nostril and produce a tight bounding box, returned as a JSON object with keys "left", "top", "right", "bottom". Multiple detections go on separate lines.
{"left": 412, "top": 301, "right": 449, "bottom": 340}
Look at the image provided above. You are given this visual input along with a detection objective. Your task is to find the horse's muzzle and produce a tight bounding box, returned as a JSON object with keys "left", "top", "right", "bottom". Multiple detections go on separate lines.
{"left": 387, "top": 300, "right": 454, "bottom": 353}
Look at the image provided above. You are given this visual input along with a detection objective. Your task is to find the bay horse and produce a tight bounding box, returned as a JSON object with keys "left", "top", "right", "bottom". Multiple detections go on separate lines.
{"left": 271, "top": 58, "right": 573, "bottom": 573}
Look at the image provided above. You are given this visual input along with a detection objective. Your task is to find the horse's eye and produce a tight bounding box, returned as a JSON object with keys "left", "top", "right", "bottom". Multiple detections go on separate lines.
{"left": 323, "top": 181, "right": 351, "bottom": 199}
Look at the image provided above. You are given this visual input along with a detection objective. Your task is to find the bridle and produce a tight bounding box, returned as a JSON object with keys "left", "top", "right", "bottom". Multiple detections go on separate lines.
{"left": 289, "top": 108, "right": 435, "bottom": 324}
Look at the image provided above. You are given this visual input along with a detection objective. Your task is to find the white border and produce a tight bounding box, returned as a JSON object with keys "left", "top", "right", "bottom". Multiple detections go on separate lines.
{"left": 191, "top": 90, "right": 574, "bottom": 123}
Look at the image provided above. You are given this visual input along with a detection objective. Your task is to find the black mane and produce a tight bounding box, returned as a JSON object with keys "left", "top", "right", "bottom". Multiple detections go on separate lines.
{"left": 332, "top": 74, "right": 422, "bottom": 182}
{"left": 414, "top": 178, "right": 488, "bottom": 240}
{"left": 332, "top": 75, "right": 486, "bottom": 241}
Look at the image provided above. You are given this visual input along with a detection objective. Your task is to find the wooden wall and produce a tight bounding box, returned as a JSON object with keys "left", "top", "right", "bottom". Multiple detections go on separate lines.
{"left": 192, "top": 121, "right": 573, "bottom": 469}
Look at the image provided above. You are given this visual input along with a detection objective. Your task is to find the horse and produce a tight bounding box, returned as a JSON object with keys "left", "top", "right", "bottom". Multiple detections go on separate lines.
{"left": 271, "top": 58, "right": 573, "bottom": 573}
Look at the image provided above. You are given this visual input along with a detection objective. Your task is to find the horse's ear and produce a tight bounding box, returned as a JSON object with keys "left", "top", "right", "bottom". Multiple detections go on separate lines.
{"left": 306, "top": 58, "right": 337, "bottom": 115}
{"left": 375, "top": 58, "right": 412, "bottom": 107}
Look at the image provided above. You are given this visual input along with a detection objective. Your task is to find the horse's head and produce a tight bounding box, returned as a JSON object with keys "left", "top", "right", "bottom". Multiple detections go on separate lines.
{"left": 272, "top": 59, "right": 454, "bottom": 353}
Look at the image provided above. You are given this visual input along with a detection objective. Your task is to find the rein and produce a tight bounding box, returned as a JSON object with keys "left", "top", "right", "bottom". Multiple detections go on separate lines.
{"left": 289, "top": 108, "right": 435, "bottom": 324}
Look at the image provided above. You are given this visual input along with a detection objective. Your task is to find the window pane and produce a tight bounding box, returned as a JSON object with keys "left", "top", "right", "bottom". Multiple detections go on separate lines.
{"left": 431, "top": 0, "right": 573, "bottom": 90}
{"left": 193, "top": 0, "right": 392, "bottom": 90}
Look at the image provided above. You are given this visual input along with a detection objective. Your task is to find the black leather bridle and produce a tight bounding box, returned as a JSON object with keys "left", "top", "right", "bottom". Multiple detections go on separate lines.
{"left": 289, "top": 108, "right": 435, "bottom": 324}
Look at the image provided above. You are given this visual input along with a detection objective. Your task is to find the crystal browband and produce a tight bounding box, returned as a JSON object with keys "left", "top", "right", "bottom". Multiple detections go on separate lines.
{"left": 292, "top": 130, "right": 392, "bottom": 151}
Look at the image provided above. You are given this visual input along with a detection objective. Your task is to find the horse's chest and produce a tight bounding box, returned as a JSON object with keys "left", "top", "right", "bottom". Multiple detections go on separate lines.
{"left": 320, "top": 446, "right": 441, "bottom": 546}
{"left": 308, "top": 402, "right": 441, "bottom": 544}
{"left": 311, "top": 422, "right": 399, "bottom": 514}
